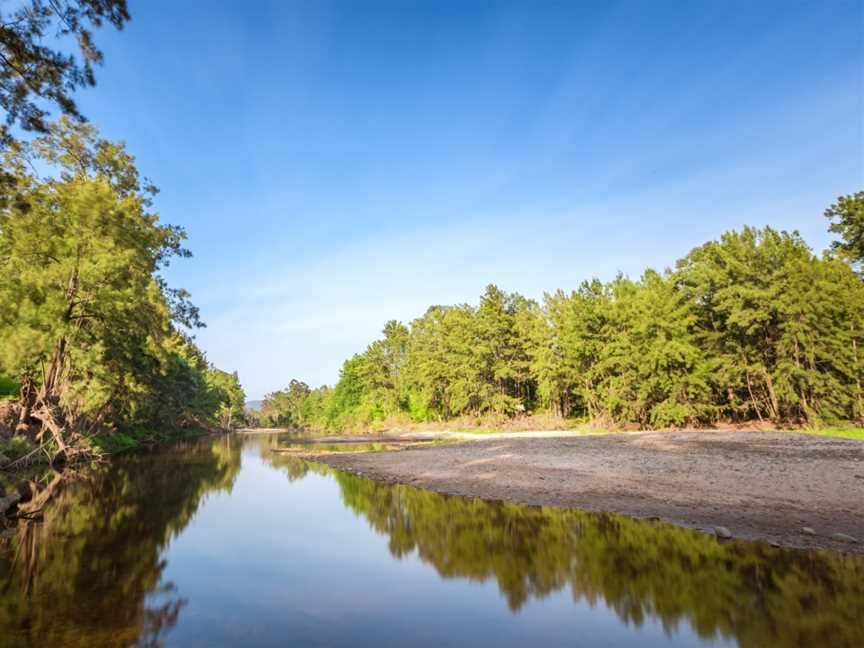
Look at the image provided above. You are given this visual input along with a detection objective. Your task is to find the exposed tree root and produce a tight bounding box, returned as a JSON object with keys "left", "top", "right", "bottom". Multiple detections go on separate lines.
{"left": 2, "top": 396, "right": 96, "bottom": 470}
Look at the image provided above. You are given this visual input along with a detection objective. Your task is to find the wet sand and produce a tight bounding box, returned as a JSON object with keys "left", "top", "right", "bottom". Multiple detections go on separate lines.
{"left": 314, "top": 431, "right": 864, "bottom": 553}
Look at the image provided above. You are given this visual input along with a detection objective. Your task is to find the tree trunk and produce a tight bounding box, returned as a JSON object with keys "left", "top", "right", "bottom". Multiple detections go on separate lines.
{"left": 40, "top": 337, "right": 67, "bottom": 399}
{"left": 853, "top": 330, "right": 862, "bottom": 421}
{"left": 793, "top": 337, "right": 809, "bottom": 418}
{"left": 33, "top": 403, "right": 67, "bottom": 454}
{"left": 762, "top": 368, "right": 780, "bottom": 421}
{"left": 40, "top": 266, "right": 79, "bottom": 401}
{"left": 745, "top": 371, "right": 764, "bottom": 423}
{"left": 15, "top": 374, "right": 34, "bottom": 434}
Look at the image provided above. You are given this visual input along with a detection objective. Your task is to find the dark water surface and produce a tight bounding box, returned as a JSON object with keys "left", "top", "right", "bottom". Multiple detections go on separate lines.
{"left": 1, "top": 434, "right": 863, "bottom": 647}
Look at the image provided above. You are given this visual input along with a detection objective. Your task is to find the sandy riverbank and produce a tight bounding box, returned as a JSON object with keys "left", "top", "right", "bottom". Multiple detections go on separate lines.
{"left": 312, "top": 431, "right": 864, "bottom": 553}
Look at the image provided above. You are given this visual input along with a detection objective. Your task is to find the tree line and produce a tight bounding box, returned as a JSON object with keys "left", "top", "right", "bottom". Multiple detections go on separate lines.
{"left": 259, "top": 193, "right": 864, "bottom": 431}
{"left": 0, "top": 2, "right": 245, "bottom": 460}
{"left": 0, "top": 120, "right": 245, "bottom": 458}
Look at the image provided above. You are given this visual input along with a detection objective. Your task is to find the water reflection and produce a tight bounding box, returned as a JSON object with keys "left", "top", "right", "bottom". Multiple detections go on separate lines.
{"left": 266, "top": 449, "right": 864, "bottom": 648}
{"left": 262, "top": 431, "right": 438, "bottom": 456}
{"left": 0, "top": 438, "right": 240, "bottom": 648}
{"left": 0, "top": 434, "right": 862, "bottom": 648}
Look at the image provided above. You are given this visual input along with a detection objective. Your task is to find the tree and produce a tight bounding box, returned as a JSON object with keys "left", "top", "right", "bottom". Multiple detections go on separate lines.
{"left": 260, "top": 379, "right": 314, "bottom": 428}
{"left": 0, "top": 1, "right": 130, "bottom": 144}
{"left": 205, "top": 368, "right": 245, "bottom": 429}
{"left": 281, "top": 195, "right": 863, "bottom": 430}
{"left": 825, "top": 191, "right": 864, "bottom": 270}
{"left": 676, "top": 226, "right": 863, "bottom": 424}
{"left": 0, "top": 118, "right": 212, "bottom": 451}
{"left": 538, "top": 281, "right": 610, "bottom": 419}
{"left": 355, "top": 320, "right": 410, "bottom": 418}
{"left": 402, "top": 304, "right": 480, "bottom": 418}
{"left": 327, "top": 355, "right": 367, "bottom": 428}
{"left": 473, "top": 285, "right": 536, "bottom": 415}
{"left": 600, "top": 271, "right": 712, "bottom": 427}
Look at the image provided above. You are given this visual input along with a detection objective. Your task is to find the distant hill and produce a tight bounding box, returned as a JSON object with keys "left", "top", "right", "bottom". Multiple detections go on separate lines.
{"left": 245, "top": 400, "right": 264, "bottom": 412}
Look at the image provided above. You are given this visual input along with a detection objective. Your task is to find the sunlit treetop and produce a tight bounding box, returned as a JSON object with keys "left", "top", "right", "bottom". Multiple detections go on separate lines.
{"left": 0, "top": 0, "right": 129, "bottom": 145}
{"left": 825, "top": 191, "right": 864, "bottom": 271}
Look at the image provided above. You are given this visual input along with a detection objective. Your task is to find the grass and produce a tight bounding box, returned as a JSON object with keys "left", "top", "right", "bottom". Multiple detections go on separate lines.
{"left": 439, "top": 424, "right": 864, "bottom": 441}
{"left": 797, "top": 426, "right": 864, "bottom": 441}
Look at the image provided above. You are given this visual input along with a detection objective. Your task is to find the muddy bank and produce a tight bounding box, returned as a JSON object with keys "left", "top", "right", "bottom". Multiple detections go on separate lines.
{"left": 315, "top": 431, "right": 864, "bottom": 553}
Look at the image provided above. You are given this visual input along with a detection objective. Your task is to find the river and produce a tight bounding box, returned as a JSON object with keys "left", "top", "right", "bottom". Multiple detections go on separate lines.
{"left": 1, "top": 433, "right": 862, "bottom": 647}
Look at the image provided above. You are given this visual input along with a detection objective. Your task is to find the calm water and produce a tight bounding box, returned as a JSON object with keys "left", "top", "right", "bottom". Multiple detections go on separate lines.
{"left": 1, "top": 434, "right": 863, "bottom": 648}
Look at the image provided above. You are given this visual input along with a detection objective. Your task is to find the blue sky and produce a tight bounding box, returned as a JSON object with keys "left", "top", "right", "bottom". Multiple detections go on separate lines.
{"left": 76, "top": 1, "right": 863, "bottom": 399}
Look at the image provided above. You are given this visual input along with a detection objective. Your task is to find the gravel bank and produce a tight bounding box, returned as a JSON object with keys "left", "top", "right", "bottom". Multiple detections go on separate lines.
{"left": 315, "top": 431, "right": 864, "bottom": 553}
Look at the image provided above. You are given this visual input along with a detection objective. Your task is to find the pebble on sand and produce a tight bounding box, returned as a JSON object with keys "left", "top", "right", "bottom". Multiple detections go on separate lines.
{"left": 830, "top": 533, "right": 858, "bottom": 544}
{"left": 714, "top": 526, "right": 732, "bottom": 539}
{"left": 801, "top": 527, "right": 816, "bottom": 536}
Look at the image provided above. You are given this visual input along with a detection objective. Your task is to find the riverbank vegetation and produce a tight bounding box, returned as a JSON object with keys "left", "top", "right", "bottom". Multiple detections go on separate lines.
{"left": 258, "top": 192, "right": 864, "bottom": 433}
{"left": 0, "top": 3, "right": 245, "bottom": 464}
{"left": 0, "top": 120, "right": 245, "bottom": 464}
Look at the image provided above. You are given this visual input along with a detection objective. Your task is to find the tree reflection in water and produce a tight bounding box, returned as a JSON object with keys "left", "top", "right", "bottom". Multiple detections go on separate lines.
{"left": 0, "top": 438, "right": 240, "bottom": 648}
{"left": 1, "top": 437, "right": 862, "bottom": 648}
{"left": 265, "top": 452, "right": 864, "bottom": 648}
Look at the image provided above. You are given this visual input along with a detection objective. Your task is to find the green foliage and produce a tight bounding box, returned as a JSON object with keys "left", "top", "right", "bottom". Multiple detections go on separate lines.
{"left": 0, "top": 1, "right": 130, "bottom": 144}
{"left": 90, "top": 430, "right": 139, "bottom": 454}
{"left": 535, "top": 272, "right": 714, "bottom": 427}
{"left": 825, "top": 190, "right": 864, "bottom": 270}
{"left": 0, "top": 374, "right": 19, "bottom": 400}
{"left": 280, "top": 197, "right": 863, "bottom": 431}
{"left": 204, "top": 367, "right": 246, "bottom": 429}
{"left": 677, "top": 226, "right": 864, "bottom": 424}
{"left": 119, "top": 334, "right": 246, "bottom": 434}
{"left": 257, "top": 379, "right": 331, "bottom": 429}
{"left": 800, "top": 426, "right": 864, "bottom": 441}
{"left": 0, "top": 119, "right": 244, "bottom": 443}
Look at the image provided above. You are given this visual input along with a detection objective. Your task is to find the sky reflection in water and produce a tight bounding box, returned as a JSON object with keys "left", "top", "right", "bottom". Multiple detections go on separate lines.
{"left": 1, "top": 433, "right": 862, "bottom": 647}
